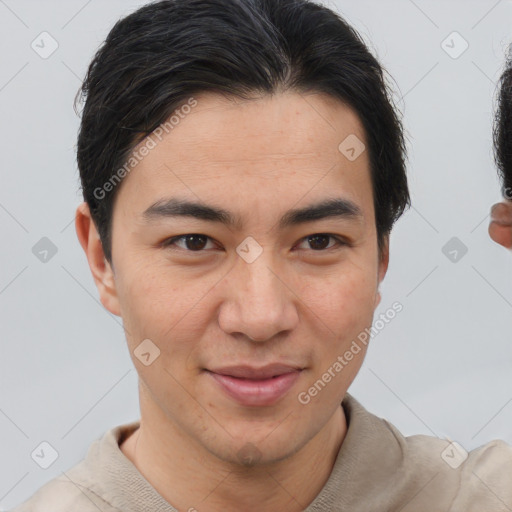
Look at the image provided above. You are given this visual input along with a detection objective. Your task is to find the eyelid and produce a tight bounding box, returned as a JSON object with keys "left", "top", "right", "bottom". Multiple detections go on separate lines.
{"left": 160, "top": 234, "right": 219, "bottom": 251}
{"left": 161, "top": 233, "right": 350, "bottom": 252}
{"left": 294, "top": 234, "right": 350, "bottom": 251}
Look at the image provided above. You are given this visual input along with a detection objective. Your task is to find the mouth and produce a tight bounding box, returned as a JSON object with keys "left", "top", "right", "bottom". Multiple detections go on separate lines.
{"left": 204, "top": 364, "right": 304, "bottom": 407}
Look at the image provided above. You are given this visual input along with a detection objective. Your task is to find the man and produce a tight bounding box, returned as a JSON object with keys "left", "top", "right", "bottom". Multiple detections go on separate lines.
{"left": 11, "top": 0, "right": 512, "bottom": 511}
{"left": 490, "top": 51, "right": 512, "bottom": 249}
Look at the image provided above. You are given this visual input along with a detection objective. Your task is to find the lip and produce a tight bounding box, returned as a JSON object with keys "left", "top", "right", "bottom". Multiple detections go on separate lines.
{"left": 205, "top": 364, "right": 303, "bottom": 406}
{"left": 208, "top": 363, "right": 302, "bottom": 379}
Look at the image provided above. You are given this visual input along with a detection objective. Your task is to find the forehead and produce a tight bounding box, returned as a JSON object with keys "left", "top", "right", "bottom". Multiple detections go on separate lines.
{"left": 165, "top": 91, "right": 366, "bottom": 163}
{"left": 116, "top": 91, "right": 373, "bottom": 219}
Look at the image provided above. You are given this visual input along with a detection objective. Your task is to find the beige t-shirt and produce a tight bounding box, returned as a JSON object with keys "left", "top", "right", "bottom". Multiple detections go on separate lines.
{"left": 10, "top": 392, "right": 512, "bottom": 511}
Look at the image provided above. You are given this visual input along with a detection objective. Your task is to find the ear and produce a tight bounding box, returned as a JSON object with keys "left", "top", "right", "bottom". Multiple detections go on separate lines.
{"left": 374, "top": 235, "right": 390, "bottom": 309}
{"left": 489, "top": 202, "right": 512, "bottom": 249}
{"left": 75, "top": 202, "right": 121, "bottom": 316}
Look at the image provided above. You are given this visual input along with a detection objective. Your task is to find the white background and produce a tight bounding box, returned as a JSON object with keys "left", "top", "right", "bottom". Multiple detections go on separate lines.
{"left": 1, "top": 0, "right": 512, "bottom": 508}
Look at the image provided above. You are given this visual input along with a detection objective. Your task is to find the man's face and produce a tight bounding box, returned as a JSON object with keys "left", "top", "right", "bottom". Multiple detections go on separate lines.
{"left": 99, "top": 91, "right": 387, "bottom": 464}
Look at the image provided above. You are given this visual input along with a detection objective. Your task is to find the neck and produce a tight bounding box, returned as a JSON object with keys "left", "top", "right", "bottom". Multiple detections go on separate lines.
{"left": 121, "top": 394, "right": 347, "bottom": 512}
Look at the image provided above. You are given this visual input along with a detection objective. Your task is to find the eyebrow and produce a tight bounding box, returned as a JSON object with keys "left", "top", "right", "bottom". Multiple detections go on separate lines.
{"left": 142, "top": 197, "right": 363, "bottom": 231}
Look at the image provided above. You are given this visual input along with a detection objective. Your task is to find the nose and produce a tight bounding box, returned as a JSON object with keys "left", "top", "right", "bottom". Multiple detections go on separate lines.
{"left": 217, "top": 252, "right": 299, "bottom": 343}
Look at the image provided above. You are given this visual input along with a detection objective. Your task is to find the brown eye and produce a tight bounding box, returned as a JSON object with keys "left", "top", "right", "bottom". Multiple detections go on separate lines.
{"left": 183, "top": 235, "right": 208, "bottom": 251}
{"left": 307, "top": 234, "right": 332, "bottom": 250}
{"left": 162, "top": 234, "right": 215, "bottom": 251}
{"left": 296, "top": 234, "right": 347, "bottom": 251}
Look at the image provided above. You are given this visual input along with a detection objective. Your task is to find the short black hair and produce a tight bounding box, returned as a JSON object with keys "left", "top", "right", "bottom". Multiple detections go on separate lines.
{"left": 494, "top": 48, "right": 512, "bottom": 199}
{"left": 75, "top": 0, "right": 410, "bottom": 263}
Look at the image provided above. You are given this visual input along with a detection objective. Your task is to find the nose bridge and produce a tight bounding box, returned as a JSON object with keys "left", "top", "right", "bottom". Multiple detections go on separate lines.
{"left": 235, "top": 232, "right": 276, "bottom": 282}
{"left": 238, "top": 246, "right": 283, "bottom": 312}
{"left": 221, "top": 241, "right": 297, "bottom": 342}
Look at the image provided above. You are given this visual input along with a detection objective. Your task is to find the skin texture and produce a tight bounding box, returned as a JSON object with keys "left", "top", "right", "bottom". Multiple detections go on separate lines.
{"left": 75, "top": 91, "right": 389, "bottom": 512}
{"left": 489, "top": 200, "right": 512, "bottom": 249}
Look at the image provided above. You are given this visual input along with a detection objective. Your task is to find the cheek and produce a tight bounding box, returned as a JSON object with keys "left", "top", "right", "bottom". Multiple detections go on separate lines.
{"left": 304, "top": 263, "right": 378, "bottom": 336}
{"left": 115, "top": 259, "right": 213, "bottom": 365}
{"left": 114, "top": 259, "right": 177, "bottom": 342}
{"left": 115, "top": 265, "right": 207, "bottom": 399}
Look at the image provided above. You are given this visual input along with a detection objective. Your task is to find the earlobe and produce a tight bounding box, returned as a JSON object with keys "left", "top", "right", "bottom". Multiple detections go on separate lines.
{"left": 374, "top": 289, "right": 382, "bottom": 308}
{"left": 375, "top": 236, "right": 389, "bottom": 308}
{"left": 75, "top": 202, "right": 121, "bottom": 316}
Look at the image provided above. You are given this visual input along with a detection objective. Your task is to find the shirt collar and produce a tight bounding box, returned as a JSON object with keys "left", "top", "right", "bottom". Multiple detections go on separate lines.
{"left": 78, "top": 392, "right": 405, "bottom": 511}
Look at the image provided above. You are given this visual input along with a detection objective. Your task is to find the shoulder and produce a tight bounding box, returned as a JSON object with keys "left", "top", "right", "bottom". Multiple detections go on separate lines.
{"left": 402, "top": 429, "right": 512, "bottom": 474}
{"left": 399, "top": 428, "right": 512, "bottom": 510}
{"left": 9, "top": 465, "right": 119, "bottom": 512}
{"left": 7, "top": 422, "right": 139, "bottom": 512}
{"left": 453, "top": 438, "right": 512, "bottom": 510}
{"left": 345, "top": 393, "right": 512, "bottom": 511}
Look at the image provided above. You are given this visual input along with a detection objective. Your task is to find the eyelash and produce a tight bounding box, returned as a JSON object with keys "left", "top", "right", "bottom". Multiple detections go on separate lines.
{"left": 161, "top": 233, "right": 349, "bottom": 253}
